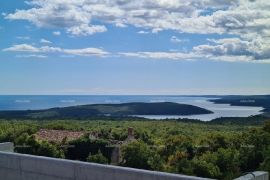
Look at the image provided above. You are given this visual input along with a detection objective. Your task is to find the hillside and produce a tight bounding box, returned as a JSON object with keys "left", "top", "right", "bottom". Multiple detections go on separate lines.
{"left": 0, "top": 102, "right": 213, "bottom": 119}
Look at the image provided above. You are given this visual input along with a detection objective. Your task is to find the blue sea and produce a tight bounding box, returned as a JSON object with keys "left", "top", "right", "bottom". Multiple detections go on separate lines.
{"left": 0, "top": 95, "right": 263, "bottom": 121}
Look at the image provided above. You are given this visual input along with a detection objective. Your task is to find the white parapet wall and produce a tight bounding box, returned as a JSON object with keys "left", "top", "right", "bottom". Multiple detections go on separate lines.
{"left": 0, "top": 142, "right": 14, "bottom": 152}
{"left": 0, "top": 143, "right": 268, "bottom": 180}
{"left": 234, "top": 171, "right": 269, "bottom": 180}
{"left": 0, "top": 151, "right": 212, "bottom": 180}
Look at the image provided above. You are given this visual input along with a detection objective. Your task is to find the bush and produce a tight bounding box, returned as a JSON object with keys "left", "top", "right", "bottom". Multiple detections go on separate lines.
{"left": 87, "top": 150, "right": 109, "bottom": 164}
{"left": 121, "top": 141, "right": 159, "bottom": 170}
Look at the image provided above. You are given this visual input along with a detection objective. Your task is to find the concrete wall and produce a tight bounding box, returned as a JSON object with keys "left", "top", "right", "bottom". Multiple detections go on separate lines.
{"left": 0, "top": 151, "right": 212, "bottom": 180}
{"left": 0, "top": 142, "right": 14, "bottom": 152}
{"left": 235, "top": 171, "right": 269, "bottom": 180}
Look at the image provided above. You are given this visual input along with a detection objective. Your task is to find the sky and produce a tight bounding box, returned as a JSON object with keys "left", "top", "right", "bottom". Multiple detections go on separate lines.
{"left": 0, "top": 0, "right": 270, "bottom": 95}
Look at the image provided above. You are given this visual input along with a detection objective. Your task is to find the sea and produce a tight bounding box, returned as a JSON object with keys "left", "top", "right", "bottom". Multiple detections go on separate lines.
{"left": 0, "top": 95, "right": 264, "bottom": 121}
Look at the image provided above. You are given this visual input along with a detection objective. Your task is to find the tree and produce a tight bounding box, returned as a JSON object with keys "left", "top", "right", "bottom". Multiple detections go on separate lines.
{"left": 15, "top": 134, "right": 64, "bottom": 158}
{"left": 263, "top": 121, "right": 270, "bottom": 133}
{"left": 215, "top": 148, "right": 240, "bottom": 179}
{"left": 37, "top": 141, "right": 64, "bottom": 158}
{"left": 87, "top": 150, "right": 108, "bottom": 164}
{"left": 162, "top": 135, "right": 194, "bottom": 160}
{"left": 121, "top": 141, "right": 158, "bottom": 170}
{"left": 193, "top": 160, "right": 221, "bottom": 179}
{"left": 239, "top": 126, "right": 270, "bottom": 172}
{"left": 193, "top": 148, "right": 240, "bottom": 179}
{"left": 166, "top": 151, "right": 194, "bottom": 175}
{"left": 201, "top": 133, "right": 230, "bottom": 151}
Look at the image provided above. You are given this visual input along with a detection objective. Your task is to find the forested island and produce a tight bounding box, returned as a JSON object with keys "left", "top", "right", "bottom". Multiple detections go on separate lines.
{"left": 0, "top": 102, "right": 213, "bottom": 119}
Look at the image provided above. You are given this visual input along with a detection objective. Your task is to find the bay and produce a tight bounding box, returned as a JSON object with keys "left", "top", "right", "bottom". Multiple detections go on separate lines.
{"left": 0, "top": 95, "right": 263, "bottom": 121}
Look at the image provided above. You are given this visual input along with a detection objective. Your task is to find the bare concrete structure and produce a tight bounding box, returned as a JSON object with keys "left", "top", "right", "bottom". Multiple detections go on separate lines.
{"left": 0, "top": 142, "right": 14, "bottom": 152}
{"left": 0, "top": 143, "right": 267, "bottom": 180}
{"left": 234, "top": 171, "right": 269, "bottom": 180}
{"left": 128, "top": 127, "right": 134, "bottom": 139}
{"left": 110, "top": 146, "right": 121, "bottom": 165}
{"left": 0, "top": 151, "right": 211, "bottom": 180}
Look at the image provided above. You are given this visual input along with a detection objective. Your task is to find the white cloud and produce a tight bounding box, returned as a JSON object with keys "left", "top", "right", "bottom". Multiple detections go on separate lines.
{"left": 40, "top": 38, "right": 52, "bottom": 44}
{"left": 3, "top": 44, "right": 39, "bottom": 52}
{"left": 193, "top": 37, "right": 270, "bottom": 61}
{"left": 119, "top": 51, "right": 200, "bottom": 61}
{"left": 15, "top": 54, "right": 47, "bottom": 58}
{"left": 4, "top": 0, "right": 270, "bottom": 62}
{"left": 16, "top": 36, "right": 30, "bottom": 40}
{"left": 3, "top": 44, "right": 109, "bottom": 57}
{"left": 137, "top": 30, "right": 150, "bottom": 34}
{"left": 6, "top": 0, "right": 269, "bottom": 36}
{"left": 67, "top": 24, "right": 107, "bottom": 36}
{"left": 120, "top": 36, "right": 270, "bottom": 62}
{"left": 63, "top": 48, "right": 109, "bottom": 57}
{"left": 53, "top": 31, "right": 61, "bottom": 36}
{"left": 170, "top": 36, "right": 189, "bottom": 43}
{"left": 115, "top": 23, "right": 127, "bottom": 28}
{"left": 119, "top": 50, "right": 258, "bottom": 62}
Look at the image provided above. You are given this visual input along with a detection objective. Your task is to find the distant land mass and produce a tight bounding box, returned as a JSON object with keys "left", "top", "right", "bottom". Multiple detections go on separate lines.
{"left": 210, "top": 95, "right": 270, "bottom": 116}
{"left": 0, "top": 102, "right": 213, "bottom": 119}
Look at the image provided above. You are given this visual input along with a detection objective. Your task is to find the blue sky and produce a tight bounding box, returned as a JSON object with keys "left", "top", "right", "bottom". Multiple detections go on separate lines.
{"left": 0, "top": 0, "right": 270, "bottom": 95}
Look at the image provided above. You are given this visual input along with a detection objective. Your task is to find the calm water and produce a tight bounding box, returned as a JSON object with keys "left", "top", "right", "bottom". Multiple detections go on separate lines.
{"left": 0, "top": 95, "right": 263, "bottom": 121}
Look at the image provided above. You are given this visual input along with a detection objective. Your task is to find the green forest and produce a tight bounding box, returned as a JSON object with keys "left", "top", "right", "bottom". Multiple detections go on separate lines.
{"left": 1, "top": 118, "right": 270, "bottom": 179}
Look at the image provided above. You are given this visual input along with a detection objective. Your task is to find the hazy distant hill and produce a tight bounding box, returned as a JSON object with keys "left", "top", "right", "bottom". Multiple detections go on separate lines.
{"left": 210, "top": 95, "right": 270, "bottom": 116}
{"left": 0, "top": 102, "right": 213, "bottom": 119}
